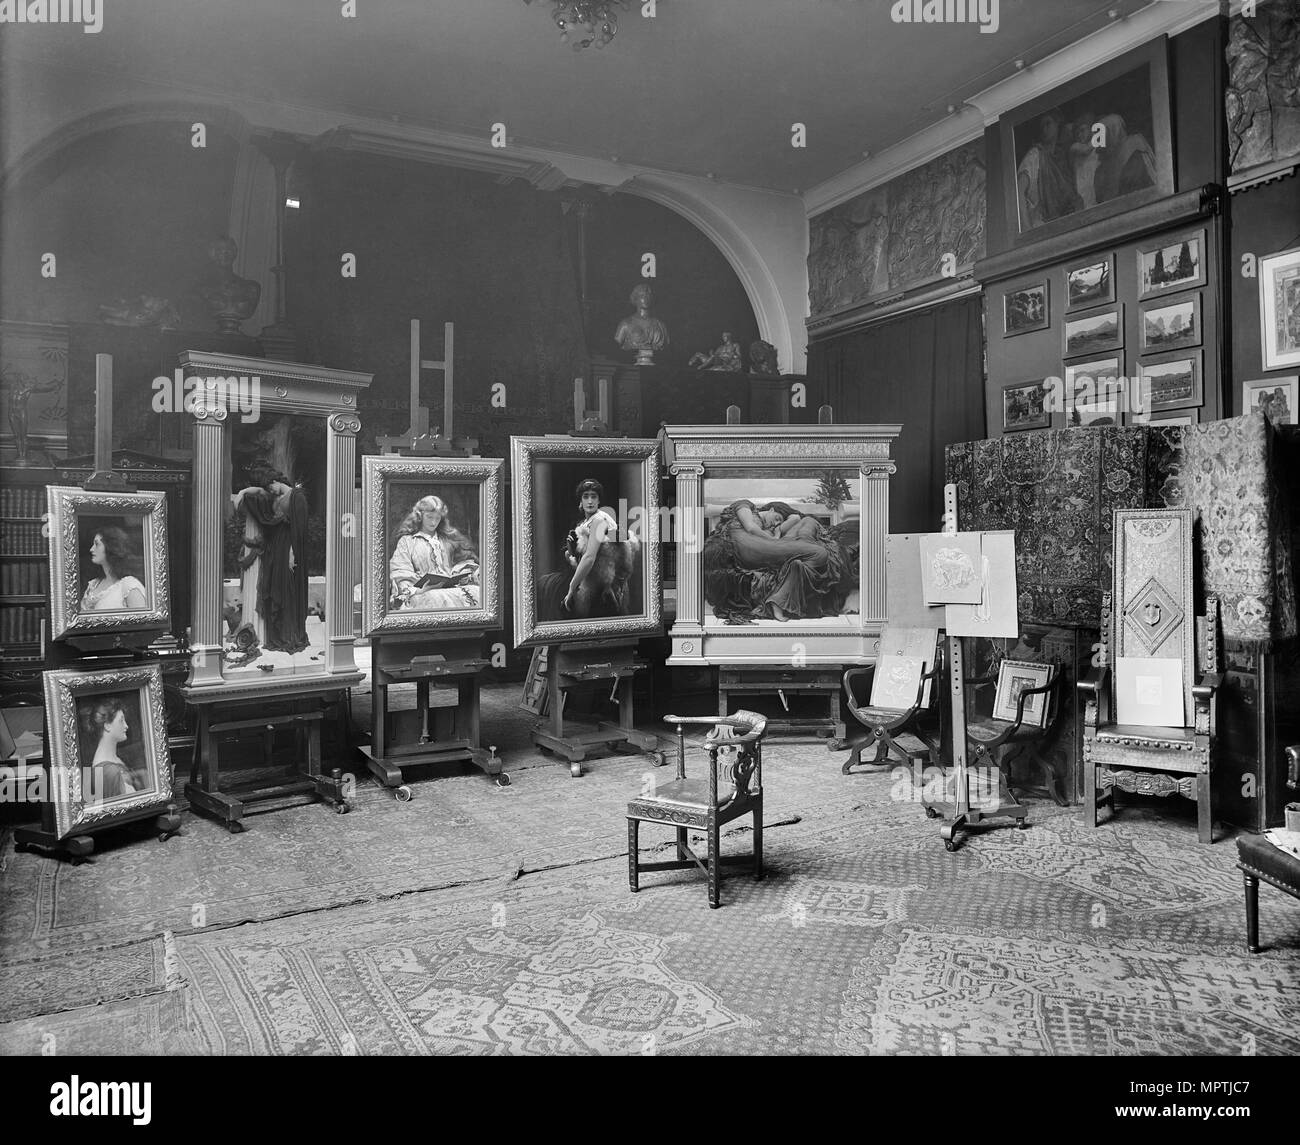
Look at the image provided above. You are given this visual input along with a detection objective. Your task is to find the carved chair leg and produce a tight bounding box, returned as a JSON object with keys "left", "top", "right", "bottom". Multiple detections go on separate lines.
{"left": 676, "top": 826, "right": 689, "bottom": 862}
{"left": 842, "top": 744, "right": 863, "bottom": 774}
{"left": 627, "top": 818, "right": 639, "bottom": 892}
{"left": 753, "top": 804, "right": 763, "bottom": 881}
{"left": 872, "top": 737, "right": 887, "bottom": 763}
{"left": 1083, "top": 750, "right": 1098, "bottom": 828}
{"left": 1242, "top": 871, "right": 1259, "bottom": 953}
{"left": 1196, "top": 771, "right": 1213, "bottom": 844}
{"left": 707, "top": 819, "right": 720, "bottom": 909}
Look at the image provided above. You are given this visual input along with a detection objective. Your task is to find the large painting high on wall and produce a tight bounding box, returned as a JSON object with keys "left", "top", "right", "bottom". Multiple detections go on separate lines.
{"left": 1001, "top": 38, "right": 1174, "bottom": 244}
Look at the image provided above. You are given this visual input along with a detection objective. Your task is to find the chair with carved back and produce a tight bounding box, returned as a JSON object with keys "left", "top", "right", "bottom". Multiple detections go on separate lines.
{"left": 627, "top": 710, "right": 765, "bottom": 909}
{"left": 1078, "top": 508, "right": 1221, "bottom": 843}
{"left": 835, "top": 626, "right": 942, "bottom": 777}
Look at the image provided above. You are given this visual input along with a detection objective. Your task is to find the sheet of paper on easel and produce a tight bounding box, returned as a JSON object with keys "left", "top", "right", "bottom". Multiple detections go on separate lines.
{"left": 1115, "top": 657, "right": 1185, "bottom": 727}
{"left": 946, "top": 530, "right": 1019, "bottom": 638}
{"left": 870, "top": 654, "right": 929, "bottom": 710}
{"left": 886, "top": 535, "right": 945, "bottom": 628}
{"left": 919, "top": 532, "right": 984, "bottom": 604}
{"left": 873, "top": 624, "right": 939, "bottom": 707}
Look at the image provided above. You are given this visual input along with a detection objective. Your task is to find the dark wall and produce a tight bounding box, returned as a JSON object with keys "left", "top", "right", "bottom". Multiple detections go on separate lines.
{"left": 1229, "top": 175, "right": 1300, "bottom": 406}
{"left": 0, "top": 122, "right": 239, "bottom": 327}
{"left": 584, "top": 193, "right": 759, "bottom": 372}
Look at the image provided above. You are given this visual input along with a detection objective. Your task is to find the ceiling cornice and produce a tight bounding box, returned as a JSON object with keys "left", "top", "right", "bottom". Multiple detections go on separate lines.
{"left": 804, "top": 0, "right": 1223, "bottom": 218}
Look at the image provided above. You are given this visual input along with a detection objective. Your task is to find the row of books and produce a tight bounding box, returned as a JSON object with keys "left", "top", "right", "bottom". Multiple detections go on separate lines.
{"left": 0, "top": 487, "right": 47, "bottom": 517}
{"left": 0, "top": 561, "right": 50, "bottom": 596}
{"left": 0, "top": 521, "right": 47, "bottom": 553}
{"left": 0, "top": 606, "right": 44, "bottom": 645}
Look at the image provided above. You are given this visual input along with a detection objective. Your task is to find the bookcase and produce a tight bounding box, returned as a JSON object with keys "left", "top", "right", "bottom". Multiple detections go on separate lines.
{"left": 0, "top": 465, "right": 56, "bottom": 700}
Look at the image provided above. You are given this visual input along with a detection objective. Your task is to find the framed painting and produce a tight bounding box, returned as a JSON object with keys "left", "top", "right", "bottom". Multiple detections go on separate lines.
{"left": 360, "top": 455, "right": 503, "bottom": 637}
{"left": 1242, "top": 376, "right": 1297, "bottom": 425}
{"left": 1140, "top": 292, "right": 1201, "bottom": 353}
{"left": 1063, "top": 303, "right": 1123, "bottom": 358}
{"left": 1259, "top": 247, "right": 1300, "bottom": 370}
{"left": 42, "top": 663, "right": 173, "bottom": 839}
{"left": 46, "top": 486, "right": 170, "bottom": 641}
{"left": 992, "top": 659, "right": 1052, "bottom": 728}
{"left": 1137, "top": 228, "right": 1206, "bottom": 298}
{"left": 1137, "top": 349, "right": 1202, "bottom": 415}
{"left": 1064, "top": 355, "right": 1123, "bottom": 428}
{"left": 177, "top": 351, "right": 370, "bottom": 693}
{"left": 662, "top": 423, "right": 901, "bottom": 667}
{"left": 1065, "top": 255, "right": 1115, "bottom": 311}
{"left": 1002, "top": 379, "right": 1051, "bottom": 432}
{"left": 510, "top": 435, "right": 662, "bottom": 648}
{"left": 1000, "top": 38, "right": 1173, "bottom": 244}
{"left": 1002, "top": 280, "right": 1050, "bottom": 337}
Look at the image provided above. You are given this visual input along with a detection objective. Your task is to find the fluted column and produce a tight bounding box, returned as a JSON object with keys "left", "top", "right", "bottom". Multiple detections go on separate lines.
{"left": 670, "top": 462, "right": 705, "bottom": 659}
{"left": 187, "top": 405, "right": 229, "bottom": 688}
{"left": 859, "top": 460, "right": 896, "bottom": 627}
{"left": 326, "top": 412, "right": 362, "bottom": 675}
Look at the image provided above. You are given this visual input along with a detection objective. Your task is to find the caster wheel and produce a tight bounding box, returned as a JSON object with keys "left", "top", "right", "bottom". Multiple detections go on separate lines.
{"left": 925, "top": 807, "right": 938, "bottom": 819}
{"left": 227, "top": 821, "right": 247, "bottom": 834}
{"left": 569, "top": 762, "right": 583, "bottom": 778}
{"left": 653, "top": 751, "right": 667, "bottom": 768}
{"left": 336, "top": 802, "right": 351, "bottom": 815}
{"left": 495, "top": 774, "right": 511, "bottom": 787}
{"left": 1018, "top": 819, "right": 1029, "bottom": 830}
{"left": 944, "top": 839, "right": 956, "bottom": 853}
{"left": 395, "top": 785, "right": 414, "bottom": 802}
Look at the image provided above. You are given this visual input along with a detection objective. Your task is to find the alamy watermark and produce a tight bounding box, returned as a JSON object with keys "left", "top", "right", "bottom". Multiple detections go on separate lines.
{"left": 890, "top": 0, "right": 999, "bottom": 35}
{"left": 0, "top": 0, "right": 103, "bottom": 33}
{"left": 151, "top": 370, "right": 262, "bottom": 423}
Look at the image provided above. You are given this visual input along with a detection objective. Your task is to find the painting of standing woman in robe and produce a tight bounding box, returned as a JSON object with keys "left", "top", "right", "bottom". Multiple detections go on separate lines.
{"left": 702, "top": 474, "right": 861, "bottom": 624}
{"left": 1002, "top": 40, "right": 1172, "bottom": 241}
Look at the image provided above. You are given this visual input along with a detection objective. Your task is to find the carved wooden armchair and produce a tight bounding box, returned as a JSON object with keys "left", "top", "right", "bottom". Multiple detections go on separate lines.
{"left": 834, "top": 626, "right": 942, "bottom": 776}
{"left": 1079, "top": 509, "right": 1221, "bottom": 843}
{"left": 627, "top": 710, "right": 765, "bottom": 909}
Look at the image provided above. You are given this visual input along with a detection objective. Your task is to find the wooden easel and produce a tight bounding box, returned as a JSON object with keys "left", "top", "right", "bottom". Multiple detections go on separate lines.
{"left": 931, "top": 483, "right": 1027, "bottom": 851}
{"left": 15, "top": 354, "right": 181, "bottom": 862}
{"left": 362, "top": 319, "right": 503, "bottom": 796}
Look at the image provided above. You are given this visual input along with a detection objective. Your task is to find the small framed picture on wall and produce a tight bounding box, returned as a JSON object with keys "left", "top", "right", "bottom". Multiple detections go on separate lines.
{"left": 1063, "top": 303, "right": 1123, "bottom": 358}
{"left": 1002, "top": 281, "right": 1050, "bottom": 337}
{"left": 1242, "top": 376, "right": 1298, "bottom": 425}
{"left": 1136, "top": 349, "right": 1202, "bottom": 416}
{"left": 1001, "top": 379, "right": 1051, "bottom": 432}
{"left": 1140, "top": 292, "right": 1201, "bottom": 353}
{"left": 1065, "top": 355, "right": 1123, "bottom": 428}
{"left": 1259, "top": 247, "right": 1300, "bottom": 371}
{"left": 1137, "top": 228, "right": 1206, "bottom": 298}
{"left": 1065, "top": 256, "right": 1114, "bottom": 311}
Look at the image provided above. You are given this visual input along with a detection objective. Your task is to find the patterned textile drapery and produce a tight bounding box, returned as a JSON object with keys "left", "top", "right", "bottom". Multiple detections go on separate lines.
{"left": 944, "top": 413, "right": 1296, "bottom": 644}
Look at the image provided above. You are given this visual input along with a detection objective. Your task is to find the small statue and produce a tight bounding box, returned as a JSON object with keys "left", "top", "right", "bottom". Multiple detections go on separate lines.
{"left": 3, "top": 371, "right": 61, "bottom": 466}
{"left": 688, "top": 331, "right": 743, "bottom": 372}
{"left": 199, "top": 235, "right": 262, "bottom": 335}
{"left": 98, "top": 293, "right": 181, "bottom": 329}
{"left": 614, "top": 284, "right": 670, "bottom": 366}
{"left": 749, "top": 339, "right": 779, "bottom": 376}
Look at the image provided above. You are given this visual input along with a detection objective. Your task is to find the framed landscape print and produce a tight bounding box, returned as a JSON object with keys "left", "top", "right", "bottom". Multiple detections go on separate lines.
{"left": 1065, "top": 355, "right": 1123, "bottom": 425}
{"left": 1137, "top": 350, "right": 1202, "bottom": 415}
{"left": 42, "top": 663, "right": 173, "bottom": 839}
{"left": 510, "top": 435, "right": 662, "bottom": 647}
{"left": 1138, "top": 228, "right": 1206, "bottom": 298}
{"left": 1000, "top": 38, "right": 1173, "bottom": 244}
{"left": 1002, "top": 379, "right": 1051, "bottom": 432}
{"left": 1242, "top": 376, "right": 1297, "bottom": 425}
{"left": 1063, "top": 303, "right": 1123, "bottom": 358}
{"left": 1002, "top": 280, "right": 1050, "bottom": 337}
{"left": 1259, "top": 247, "right": 1300, "bottom": 370}
{"left": 1131, "top": 409, "right": 1198, "bottom": 427}
{"left": 46, "top": 486, "right": 170, "bottom": 641}
{"left": 361, "top": 455, "right": 503, "bottom": 637}
{"left": 1140, "top": 292, "right": 1201, "bottom": 353}
{"left": 1065, "top": 255, "right": 1114, "bottom": 311}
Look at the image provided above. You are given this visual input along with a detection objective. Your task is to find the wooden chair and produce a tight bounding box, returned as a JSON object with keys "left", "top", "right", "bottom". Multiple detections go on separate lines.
{"left": 835, "top": 640, "right": 941, "bottom": 776}
{"left": 627, "top": 710, "right": 765, "bottom": 909}
{"left": 1078, "top": 508, "right": 1221, "bottom": 843}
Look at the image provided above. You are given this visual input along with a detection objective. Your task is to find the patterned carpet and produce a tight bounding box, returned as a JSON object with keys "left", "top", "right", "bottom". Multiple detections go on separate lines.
{"left": 2, "top": 684, "right": 1298, "bottom": 1056}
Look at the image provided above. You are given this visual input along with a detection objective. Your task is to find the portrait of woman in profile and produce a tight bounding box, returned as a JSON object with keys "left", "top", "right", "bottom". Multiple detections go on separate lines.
{"left": 389, "top": 494, "right": 481, "bottom": 611}
{"left": 80, "top": 526, "right": 147, "bottom": 612}
{"left": 537, "top": 478, "right": 640, "bottom": 621}
{"left": 80, "top": 697, "right": 146, "bottom": 802}
{"left": 704, "top": 499, "right": 855, "bottom": 623}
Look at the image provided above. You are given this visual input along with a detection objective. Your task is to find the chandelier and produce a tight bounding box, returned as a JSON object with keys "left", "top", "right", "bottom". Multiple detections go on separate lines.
{"left": 529, "top": 1, "right": 631, "bottom": 51}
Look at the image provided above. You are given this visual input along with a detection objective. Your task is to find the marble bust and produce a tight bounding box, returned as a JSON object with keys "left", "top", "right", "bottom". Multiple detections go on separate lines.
{"left": 200, "top": 236, "right": 262, "bottom": 335}
{"left": 614, "top": 284, "right": 670, "bottom": 366}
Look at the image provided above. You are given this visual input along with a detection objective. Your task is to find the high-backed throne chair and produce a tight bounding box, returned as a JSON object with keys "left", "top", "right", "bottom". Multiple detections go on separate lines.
{"left": 1078, "top": 508, "right": 1221, "bottom": 843}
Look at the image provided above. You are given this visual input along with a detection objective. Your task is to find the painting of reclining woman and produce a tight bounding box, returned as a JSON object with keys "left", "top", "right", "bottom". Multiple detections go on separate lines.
{"left": 702, "top": 474, "right": 861, "bottom": 624}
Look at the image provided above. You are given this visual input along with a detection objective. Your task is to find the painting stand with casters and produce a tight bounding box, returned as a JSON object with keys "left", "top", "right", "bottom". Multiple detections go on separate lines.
{"left": 359, "top": 321, "right": 508, "bottom": 798}
{"left": 17, "top": 354, "right": 180, "bottom": 861}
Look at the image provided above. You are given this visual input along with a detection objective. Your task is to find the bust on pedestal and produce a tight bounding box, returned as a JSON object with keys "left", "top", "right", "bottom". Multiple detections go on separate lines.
{"left": 614, "top": 284, "right": 669, "bottom": 367}
{"left": 199, "top": 236, "right": 262, "bottom": 336}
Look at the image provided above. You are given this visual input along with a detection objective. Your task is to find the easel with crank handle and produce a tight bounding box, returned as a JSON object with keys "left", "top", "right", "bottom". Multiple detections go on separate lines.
{"left": 930, "top": 483, "right": 1028, "bottom": 851}
{"left": 360, "top": 318, "right": 506, "bottom": 798}
{"left": 15, "top": 354, "right": 181, "bottom": 862}
{"left": 527, "top": 377, "right": 661, "bottom": 778}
